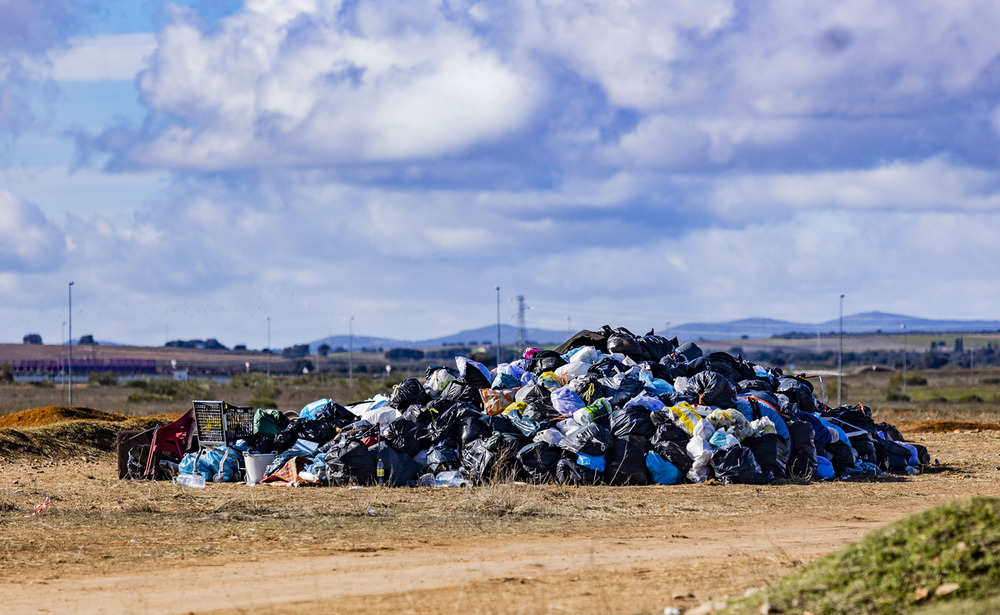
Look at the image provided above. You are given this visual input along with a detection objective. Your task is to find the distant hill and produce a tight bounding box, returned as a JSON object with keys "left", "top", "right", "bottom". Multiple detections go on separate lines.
{"left": 308, "top": 312, "right": 1000, "bottom": 351}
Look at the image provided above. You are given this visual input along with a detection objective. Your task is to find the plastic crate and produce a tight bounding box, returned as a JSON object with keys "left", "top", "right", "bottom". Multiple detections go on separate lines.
{"left": 193, "top": 400, "right": 254, "bottom": 448}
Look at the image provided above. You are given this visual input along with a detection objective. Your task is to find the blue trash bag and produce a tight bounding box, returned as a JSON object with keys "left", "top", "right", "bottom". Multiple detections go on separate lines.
{"left": 178, "top": 447, "right": 242, "bottom": 482}
{"left": 815, "top": 455, "right": 835, "bottom": 480}
{"left": 576, "top": 453, "right": 606, "bottom": 473}
{"left": 646, "top": 451, "right": 682, "bottom": 485}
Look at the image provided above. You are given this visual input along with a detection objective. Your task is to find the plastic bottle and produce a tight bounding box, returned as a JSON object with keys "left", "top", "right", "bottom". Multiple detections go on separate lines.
{"left": 175, "top": 474, "right": 206, "bottom": 489}
{"left": 376, "top": 459, "right": 385, "bottom": 485}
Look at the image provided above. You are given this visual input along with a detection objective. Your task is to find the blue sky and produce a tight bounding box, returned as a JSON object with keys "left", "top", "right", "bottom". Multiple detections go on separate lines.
{"left": 3, "top": 0, "right": 1000, "bottom": 349}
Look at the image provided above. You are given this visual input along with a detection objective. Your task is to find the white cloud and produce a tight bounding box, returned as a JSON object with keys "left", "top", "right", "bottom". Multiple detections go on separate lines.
{"left": 46, "top": 33, "right": 156, "bottom": 81}
{"left": 0, "top": 191, "right": 66, "bottom": 271}
{"left": 129, "top": 0, "right": 542, "bottom": 169}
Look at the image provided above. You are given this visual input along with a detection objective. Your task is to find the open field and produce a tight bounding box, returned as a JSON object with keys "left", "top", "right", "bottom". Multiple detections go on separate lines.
{"left": 3, "top": 362, "right": 1000, "bottom": 613}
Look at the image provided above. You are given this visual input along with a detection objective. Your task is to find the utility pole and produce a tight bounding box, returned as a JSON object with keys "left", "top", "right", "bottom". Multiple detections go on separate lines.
{"left": 68, "top": 282, "right": 74, "bottom": 406}
{"left": 349, "top": 316, "right": 354, "bottom": 388}
{"left": 266, "top": 316, "right": 271, "bottom": 380}
{"left": 838, "top": 293, "right": 844, "bottom": 407}
{"left": 495, "top": 286, "right": 501, "bottom": 367}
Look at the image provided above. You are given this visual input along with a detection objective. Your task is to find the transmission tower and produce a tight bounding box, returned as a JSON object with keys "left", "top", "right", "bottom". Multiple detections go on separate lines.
{"left": 516, "top": 295, "right": 527, "bottom": 347}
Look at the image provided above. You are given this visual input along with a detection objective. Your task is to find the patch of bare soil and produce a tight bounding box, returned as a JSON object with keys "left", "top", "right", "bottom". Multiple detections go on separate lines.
{"left": 0, "top": 424, "right": 998, "bottom": 614}
{"left": 900, "top": 419, "right": 1000, "bottom": 433}
{"left": 0, "top": 406, "right": 129, "bottom": 430}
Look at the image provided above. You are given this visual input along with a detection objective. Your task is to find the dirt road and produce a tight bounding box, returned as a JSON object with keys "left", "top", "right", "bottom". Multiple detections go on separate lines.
{"left": 1, "top": 429, "right": 999, "bottom": 614}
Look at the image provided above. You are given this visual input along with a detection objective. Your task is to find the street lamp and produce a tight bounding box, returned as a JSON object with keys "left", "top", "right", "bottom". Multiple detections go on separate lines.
{"left": 68, "top": 282, "right": 74, "bottom": 405}
{"left": 348, "top": 316, "right": 354, "bottom": 388}
{"left": 838, "top": 293, "right": 844, "bottom": 407}
{"left": 901, "top": 323, "right": 907, "bottom": 396}
{"left": 495, "top": 286, "right": 501, "bottom": 367}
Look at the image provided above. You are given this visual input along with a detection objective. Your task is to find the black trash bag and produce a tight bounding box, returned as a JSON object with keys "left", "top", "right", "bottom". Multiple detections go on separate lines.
{"left": 528, "top": 350, "right": 567, "bottom": 375}
{"left": 462, "top": 435, "right": 523, "bottom": 483}
{"left": 657, "top": 356, "right": 690, "bottom": 381}
{"left": 650, "top": 420, "right": 690, "bottom": 445}
{"left": 480, "top": 413, "right": 519, "bottom": 435}
{"left": 485, "top": 431, "right": 528, "bottom": 479}
{"left": 296, "top": 418, "right": 337, "bottom": 446}
{"left": 426, "top": 444, "right": 460, "bottom": 474}
{"left": 319, "top": 402, "right": 360, "bottom": 426}
{"left": 459, "top": 412, "right": 493, "bottom": 445}
{"left": 554, "top": 329, "right": 610, "bottom": 355}
{"left": 402, "top": 404, "right": 437, "bottom": 430}
{"left": 556, "top": 457, "right": 603, "bottom": 485}
{"left": 389, "top": 378, "right": 431, "bottom": 409}
{"left": 605, "top": 436, "right": 650, "bottom": 486}
{"left": 604, "top": 376, "right": 646, "bottom": 408}
{"left": 440, "top": 379, "right": 483, "bottom": 409}
{"left": 516, "top": 441, "right": 561, "bottom": 483}
{"left": 777, "top": 377, "right": 818, "bottom": 414}
{"left": 786, "top": 420, "right": 818, "bottom": 478}
{"left": 744, "top": 433, "right": 789, "bottom": 479}
{"left": 522, "top": 400, "right": 560, "bottom": 422}
{"left": 326, "top": 440, "right": 377, "bottom": 485}
{"left": 710, "top": 445, "right": 769, "bottom": 484}
{"left": 560, "top": 421, "right": 613, "bottom": 456}
{"left": 876, "top": 438, "right": 915, "bottom": 473}
{"left": 589, "top": 356, "right": 629, "bottom": 378}
{"left": 609, "top": 405, "right": 656, "bottom": 438}
{"left": 426, "top": 403, "right": 479, "bottom": 444}
{"left": 461, "top": 438, "right": 495, "bottom": 484}
{"left": 825, "top": 438, "right": 855, "bottom": 475}
{"left": 383, "top": 417, "right": 423, "bottom": 457}
{"left": 563, "top": 375, "right": 606, "bottom": 404}
{"left": 876, "top": 422, "right": 906, "bottom": 442}
{"left": 684, "top": 371, "right": 737, "bottom": 408}
{"left": 775, "top": 393, "right": 799, "bottom": 418}
{"left": 846, "top": 429, "right": 877, "bottom": 464}
{"left": 737, "top": 375, "right": 779, "bottom": 394}
{"left": 514, "top": 383, "right": 551, "bottom": 404}
{"left": 639, "top": 334, "right": 675, "bottom": 362}
{"left": 652, "top": 440, "right": 693, "bottom": 476}
{"left": 507, "top": 411, "right": 555, "bottom": 439}
{"left": 681, "top": 356, "right": 711, "bottom": 377}
{"left": 369, "top": 442, "right": 420, "bottom": 486}
{"left": 604, "top": 326, "right": 649, "bottom": 362}
{"left": 707, "top": 352, "right": 755, "bottom": 384}
{"left": 674, "top": 341, "right": 703, "bottom": 361}
{"left": 271, "top": 422, "right": 301, "bottom": 453}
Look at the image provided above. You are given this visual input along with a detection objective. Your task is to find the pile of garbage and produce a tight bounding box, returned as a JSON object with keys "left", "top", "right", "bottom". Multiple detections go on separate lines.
{"left": 178, "top": 326, "right": 930, "bottom": 487}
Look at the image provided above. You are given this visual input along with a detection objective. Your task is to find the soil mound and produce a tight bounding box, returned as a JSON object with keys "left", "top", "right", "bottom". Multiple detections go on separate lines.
{"left": 0, "top": 406, "right": 131, "bottom": 430}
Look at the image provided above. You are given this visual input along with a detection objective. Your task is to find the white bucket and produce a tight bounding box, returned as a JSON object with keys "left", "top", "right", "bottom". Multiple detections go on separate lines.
{"left": 244, "top": 452, "right": 277, "bottom": 485}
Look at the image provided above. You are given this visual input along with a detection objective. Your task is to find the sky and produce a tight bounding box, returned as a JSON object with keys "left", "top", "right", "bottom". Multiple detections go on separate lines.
{"left": 3, "top": 0, "right": 1000, "bottom": 349}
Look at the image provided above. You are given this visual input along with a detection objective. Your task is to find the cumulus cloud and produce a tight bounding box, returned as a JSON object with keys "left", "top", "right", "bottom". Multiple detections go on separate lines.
{"left": 122, "top": 0, "right": 541, "bottom": 169}
{"left": 0, "top": 191, "right": 66, "bottom": 271}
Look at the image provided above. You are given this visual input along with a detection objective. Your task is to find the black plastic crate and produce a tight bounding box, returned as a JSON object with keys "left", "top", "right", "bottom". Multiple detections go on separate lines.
{"left": 193, "top": 400, "right": 254, "bottom": 447}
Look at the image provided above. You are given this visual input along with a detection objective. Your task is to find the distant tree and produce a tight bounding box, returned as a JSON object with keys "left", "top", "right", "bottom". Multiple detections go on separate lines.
{"left": 0, "top": 362, "right": 13, "bottom": 384}
{"left": 79, "top": 334, "right": 97, "bottom": 345}
{"left": 281, "top": 344, "right": 310, "bottom": 359}
{"left": 294, "top": 359, "right": 314, "bottom": 374}
{"left": 22, "top": 333, "right": 42, "bottom": 345}
{"left": 385, "top": 348, "right": 424, "bottom": 360}
{"left": 233, "top": 344, "right": 247, "bottom": 351}
{"left": 317, "top": 343, "right": 331, "bottom": 357}
{"left": 203, "top": 338, "right": 227, "bottom": 350}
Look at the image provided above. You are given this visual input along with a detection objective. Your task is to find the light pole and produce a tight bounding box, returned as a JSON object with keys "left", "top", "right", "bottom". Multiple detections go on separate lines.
{"left": 61, "top": 321, "right": 66, "bottom": 389}
{"left": 901, "top": 323, "right": 907, "bottom": 396}
{"left": 495, "top": 286, "right": 501, "bottom": 367}
{"left": 68, "top": 282, "right": 74, "bottom": 405}
{"left": 348, "top": 316, "right": 354, "bottom": 388}
{"left": 838, "top": 293, "right": 844, "bottom": 407}
{"left": 266, "top": 316, "right": 271, "bottom": 380}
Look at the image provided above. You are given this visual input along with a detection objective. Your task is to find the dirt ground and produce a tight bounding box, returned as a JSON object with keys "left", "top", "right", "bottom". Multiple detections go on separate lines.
{"left": 1, "top": 425, "right": 999, "bottom": 615}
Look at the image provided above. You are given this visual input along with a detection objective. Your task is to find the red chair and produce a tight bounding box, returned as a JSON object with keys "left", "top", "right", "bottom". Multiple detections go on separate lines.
{"left": 143, "top": 408, "right": 197, "bottom": 479}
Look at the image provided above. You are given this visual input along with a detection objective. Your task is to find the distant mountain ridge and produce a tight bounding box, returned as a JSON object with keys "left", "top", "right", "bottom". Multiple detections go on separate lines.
{"left": 308, "top": 312, "right": 1000, "bottom": 351}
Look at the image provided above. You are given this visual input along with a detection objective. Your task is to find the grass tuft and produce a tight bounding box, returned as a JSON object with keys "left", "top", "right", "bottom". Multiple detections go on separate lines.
{"left": 718, "top": 497, "right": 1000, "bottom": 615}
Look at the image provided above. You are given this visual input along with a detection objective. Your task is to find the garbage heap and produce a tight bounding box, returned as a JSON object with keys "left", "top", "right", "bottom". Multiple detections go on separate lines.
{"left": 179, "top": 326, "right": 930, "bottom": 487}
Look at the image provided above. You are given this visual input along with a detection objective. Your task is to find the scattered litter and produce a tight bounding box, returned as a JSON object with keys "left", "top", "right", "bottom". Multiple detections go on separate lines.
{"left": 24, "top": 496, "right": 50, "bottom": 518}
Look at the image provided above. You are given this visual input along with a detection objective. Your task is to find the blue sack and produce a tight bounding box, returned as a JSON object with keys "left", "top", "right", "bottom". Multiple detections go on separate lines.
{"left": 576, "top": 453, "right": 606, "bottom": 473}
{"left": 815, "top": 455, "right": 835, "bottom": 480}
{"left": 646, "top": 451, "right": 681, "bottom": 485}
{"left": 179, "top": 446, "right": 242, "bottom": 482}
